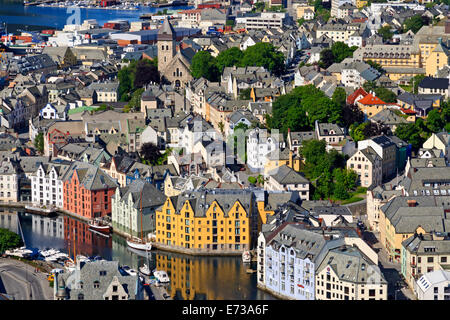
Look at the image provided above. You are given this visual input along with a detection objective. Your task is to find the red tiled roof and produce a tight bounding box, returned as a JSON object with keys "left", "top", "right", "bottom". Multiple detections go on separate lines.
{"left": 346, "top": 87, "right": 368, "bottom": 105}
{"left": 400, "top": 108, "right": 416, "bottom": 114}
{"left": 357, "top": 93, "right": 387, "bottom": 106}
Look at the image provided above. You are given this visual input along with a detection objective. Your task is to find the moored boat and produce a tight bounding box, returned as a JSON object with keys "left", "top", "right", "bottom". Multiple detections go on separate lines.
{"left": 88, "top": 218, "right": 111, "bottom": 234}
{"left": 153, "top": 270, "right": 170, "bottom": 283}
{"left": 242, "top": 250, "right": 251, "bottom": 263}
{"left": 127, "top": 237, "right": 152, "bottom": 251}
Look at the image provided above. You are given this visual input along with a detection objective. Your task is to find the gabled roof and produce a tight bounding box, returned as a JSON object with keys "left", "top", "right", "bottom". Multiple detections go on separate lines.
{"left": 357, "top": 93, "right": 387, "bottom": 105}
{"left": 346, "top": 87, "right": 368, "bottom": 105}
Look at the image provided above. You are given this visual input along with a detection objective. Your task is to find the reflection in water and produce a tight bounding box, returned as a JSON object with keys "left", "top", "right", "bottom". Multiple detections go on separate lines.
{"left": 5, "top": 208, "right": 275, "bottom": 300}
{"left": 0, "top": 208, "right": 18, "bottom": 233}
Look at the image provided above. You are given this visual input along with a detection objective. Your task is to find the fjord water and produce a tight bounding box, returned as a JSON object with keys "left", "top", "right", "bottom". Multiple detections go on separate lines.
{"left": 0, "top": 207, "right": 275, "bottom": 300}
{"left": 0, "top": 0, "right": 193, "bottom": 31}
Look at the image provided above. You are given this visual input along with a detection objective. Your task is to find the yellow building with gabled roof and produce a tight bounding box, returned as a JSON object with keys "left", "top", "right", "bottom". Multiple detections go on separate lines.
{"left": 155, "top": 189, "right": 254, "bottom": 253}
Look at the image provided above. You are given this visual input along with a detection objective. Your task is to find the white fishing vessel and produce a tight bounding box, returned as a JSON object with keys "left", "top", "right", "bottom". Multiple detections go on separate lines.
{"left": 153, "top": 270, "right": 170, "bottom": 283}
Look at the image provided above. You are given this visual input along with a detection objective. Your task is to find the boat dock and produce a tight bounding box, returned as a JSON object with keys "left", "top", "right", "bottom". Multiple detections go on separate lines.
{"left": 149, "top": 283, "right": 172, "bottom": 300}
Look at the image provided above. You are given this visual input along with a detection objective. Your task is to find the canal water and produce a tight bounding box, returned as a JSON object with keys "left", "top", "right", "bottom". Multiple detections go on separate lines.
{"left": 0, "top": 0, "right": 193, "bottom": 31}
{"left": 0, "top": 207, "right": 276, "bottom": 300}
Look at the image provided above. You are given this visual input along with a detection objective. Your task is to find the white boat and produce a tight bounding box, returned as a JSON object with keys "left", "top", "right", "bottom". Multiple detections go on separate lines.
{"left": 139, "top": 264, "right": 151, "bottom": 276}
{"left": 122, "top": 265, "right": 137, "bottom": 277}
{"left": 64, "top": 259, "right": 76, "bottom": 273}
{"left": 5, "top": 247, "right": 33, "bottom": 258}
{"left": 127, "top": 238, "right": 152, "bottom": 251}
{"left": 242, "top": 251, "right": 251, "bottom": 263}
{"left": 153, "top": 270, "right": 170, "bottom": 283}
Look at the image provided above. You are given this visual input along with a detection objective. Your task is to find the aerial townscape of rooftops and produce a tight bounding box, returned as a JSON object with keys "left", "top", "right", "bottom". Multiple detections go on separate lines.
{"left": 0, "top": 0, "right": 449, "bottom": 303}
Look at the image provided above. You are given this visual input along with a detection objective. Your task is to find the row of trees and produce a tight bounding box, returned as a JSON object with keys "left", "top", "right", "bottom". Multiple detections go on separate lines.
{"left": 300, "top": 140, "right": 357, "bottom": 200}
{"left": 190, "top": 43, "right": 286, "bottom": 81}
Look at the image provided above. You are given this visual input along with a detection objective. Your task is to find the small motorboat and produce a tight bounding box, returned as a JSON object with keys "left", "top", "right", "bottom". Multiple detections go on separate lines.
{"left": 5, "top": 247, "right": 33, "bottom": 258}
{"left": 153, "top": 270, "right": 170, "bottom": 283}
{"left": 122, "top": 265, "right": 138, "bottom": 277}
{"left": 242, "top": 251, "right": 251, "bottom": 263}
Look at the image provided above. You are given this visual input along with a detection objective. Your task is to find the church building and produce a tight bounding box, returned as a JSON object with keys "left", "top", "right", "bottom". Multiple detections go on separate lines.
{"left": 157, "top": 18, "right": 195, "bottom": 89}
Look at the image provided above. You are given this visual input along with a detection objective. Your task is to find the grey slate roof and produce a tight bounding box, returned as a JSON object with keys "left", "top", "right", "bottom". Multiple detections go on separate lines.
{"left": 268, "top": 164, "right": 310, "bottom": 185}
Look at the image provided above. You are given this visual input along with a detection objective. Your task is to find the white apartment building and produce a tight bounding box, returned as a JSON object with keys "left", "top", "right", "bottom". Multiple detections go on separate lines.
{"left": 263, "top": 225, "right": 325, "bottom": 300}
{"left": 315, "top": 245, "right": 388, "bottom": 300}
{"left": 247, "top": 128, "right": 278, "bottom": 173}
{"left": 31, "top": 163, "right": 69, "bottom": 208}
{"left": 235, "top": 12, "right": 290, "bottom": 30}
{"left": 0, "top": 158, "right": 19, "bottom": 203}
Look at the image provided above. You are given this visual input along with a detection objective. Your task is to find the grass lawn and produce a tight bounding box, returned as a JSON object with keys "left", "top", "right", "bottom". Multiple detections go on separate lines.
{"left": 332, "top": 187, "right": 367, "bottom": 205}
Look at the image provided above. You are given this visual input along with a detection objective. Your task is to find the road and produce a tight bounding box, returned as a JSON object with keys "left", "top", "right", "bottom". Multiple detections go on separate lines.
{"left": 0, "top": 258, "right": 53, "bottom": 300}
{"left": 358, "top": 215, "right": 416, "bottom": 300}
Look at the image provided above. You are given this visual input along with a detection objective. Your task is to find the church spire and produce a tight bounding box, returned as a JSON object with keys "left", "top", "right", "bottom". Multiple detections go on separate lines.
{"left": 158, "top": 18, "right": 176, "bottom": 41}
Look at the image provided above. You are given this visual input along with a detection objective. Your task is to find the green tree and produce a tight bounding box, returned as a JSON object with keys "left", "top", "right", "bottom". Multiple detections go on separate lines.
{"left": 248, "top": 176, "right": 257, "bottom": 184}
{"left": 331, "top": 42, "right": 358, "bottom": 63}
{"left": 426, "top": 109, "right": 443, "bottom": 133}
{"left": 374, "top": 87, "right": 397, "bottom": 103}
{"left": 118, "top": 66, "right": 133, "bottom": 101}
{"left": 240, "top": 42, "right": 285, "bottom": 76}
{"left": 332, "top": 87, "right": 347, "bottom": 108}
{"left": 34, "top": 132, "right": 44, "bottom": 154}
{"left": 0, "top": 228, "right": 23, "bottom": 253}
{"left": 349, "top": 121, "right": 369, "bottom": 142}
{"left": 318, "top": 48, "right": 334, "bottom": 69}
{"left": 125, "top": 88, "right": 145, "bottom": 113}
{"left": 239, "top": 88, "right": 252, "bottom": 100}
{"left": 140, "top": 142, "right": 162, "bottom": 165}
{"left": 394, "top": 123, "right": 425, "bottom": 151}
{"left": 377, "top": 26, "right": 393, "bottom": 41}
{"left": 133, "top": 59, "right": 159, "bottom": 89}
{"left": 191, "top": 51, "right": 220, "bottom": 81}
{"left": 215, "top": 47, "right": 244, "bottom": 73}
{"left": 297, "top": 18, "right": 305, "bottom": 26}
{"left": 403, "top": 15, "right": 430, "bottom": 33}
{"left": 412, "top": 74, "right": 425, "bottom": 94}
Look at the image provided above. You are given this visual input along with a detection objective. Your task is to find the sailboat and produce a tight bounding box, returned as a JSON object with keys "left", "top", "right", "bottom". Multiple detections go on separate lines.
{"left": 127, "top": 189, "right": 152, "bottom": 251}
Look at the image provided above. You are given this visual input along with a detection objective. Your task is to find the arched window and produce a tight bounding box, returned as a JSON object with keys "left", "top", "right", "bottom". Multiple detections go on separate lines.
{"left": 78, "top": 293, "right": 84, "bottom": 300}
{"left": 93, "top": 281, "right": 100, "bottom": 289}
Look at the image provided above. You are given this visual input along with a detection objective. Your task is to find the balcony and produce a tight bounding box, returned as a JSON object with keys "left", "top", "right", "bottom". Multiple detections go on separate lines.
{"left": 410, "top": 262, "right": 417, "bottom": 268}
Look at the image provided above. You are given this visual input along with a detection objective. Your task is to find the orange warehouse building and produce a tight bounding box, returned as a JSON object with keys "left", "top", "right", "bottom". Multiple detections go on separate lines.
{"left": 63, "top": 162, "right": 118, "bottom": 219}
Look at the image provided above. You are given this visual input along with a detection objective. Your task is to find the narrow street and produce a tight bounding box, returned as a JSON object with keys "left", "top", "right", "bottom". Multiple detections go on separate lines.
{"left": 358, "top": 218, "right": 416, "bottom": 300}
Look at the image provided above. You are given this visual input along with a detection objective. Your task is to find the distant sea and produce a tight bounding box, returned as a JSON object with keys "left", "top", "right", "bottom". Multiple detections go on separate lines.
{"left": 0, "top": 0, "right": 193, "bottom": 33}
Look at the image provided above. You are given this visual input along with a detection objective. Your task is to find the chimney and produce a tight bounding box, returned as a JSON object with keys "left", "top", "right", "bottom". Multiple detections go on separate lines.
{"left": 407, "top": 200, "right": 417, "bottom": 207}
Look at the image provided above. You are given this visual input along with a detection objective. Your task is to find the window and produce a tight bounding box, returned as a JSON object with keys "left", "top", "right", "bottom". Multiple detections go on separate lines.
{"left": 94, "top": 281, "right": 100, "bottom": 288}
